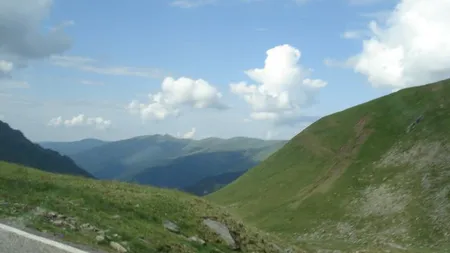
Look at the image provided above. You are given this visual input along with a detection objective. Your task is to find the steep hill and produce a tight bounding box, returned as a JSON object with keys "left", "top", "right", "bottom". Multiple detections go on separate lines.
{"left": 39, "top": 138, "right": 108, "bottom": 156}
{"left": 0, "top": 161, "right": 300, "bottom": 253}
{"left": 0, "top": 121, "right": 93, "bottom": 178}
{"left": 209, "top": 79, "right": 450, "bottom": 253}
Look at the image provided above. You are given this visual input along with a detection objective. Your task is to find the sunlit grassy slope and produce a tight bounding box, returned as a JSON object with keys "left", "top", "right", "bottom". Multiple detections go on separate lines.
{"left": 208, "top": 79, "right": 450, "bottom": 253}
{"left": 0, "top": 161, "right": 300, "bottom": 253}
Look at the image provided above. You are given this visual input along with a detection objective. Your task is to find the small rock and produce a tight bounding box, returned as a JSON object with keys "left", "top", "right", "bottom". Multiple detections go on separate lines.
{"left": 57, "top": 214, "right": 66, "bottom": 219}
{"left": 51, "top": 220, "right": 64, "bottom": 226}
{"left": 163, "top": 220, "right": 180, "bottom": 233}
{"left": 80, "top": 223, "right": 97, "bottom": 231}
{"left": 48, "top": 211, "right": 57, "bottom": 218}
{"left": 188, "top": 236, "right": 206, "bottom": 245}
{"left": 202, "top": 219, "right": 237, "bottom": 249}
{"left": 66, "top": 217, "right": 77, "bottom": 224}
{"left": 110, "top": 241, "right": 127, "bottom": 253}
{"left": 67, "top": 224, "right": 76, "bottom": 230}
{"left": 95, "top": 235, "right": 105, "bottom": 242}
{"left": 112, "top": 214, "right": 121, "bottom": 219}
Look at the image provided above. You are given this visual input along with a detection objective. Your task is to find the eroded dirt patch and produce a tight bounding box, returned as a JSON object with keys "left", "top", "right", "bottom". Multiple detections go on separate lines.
{"left": 291, "top": 116, "right": 373, "bottom": 207}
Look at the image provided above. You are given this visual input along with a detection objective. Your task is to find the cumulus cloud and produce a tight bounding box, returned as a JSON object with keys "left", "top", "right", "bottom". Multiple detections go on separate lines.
{"left": 48, "top": 114, "right": 111, "bottom": 130}
{"left": 230, "top": 44, "right": 327, "bottom": 125}
{"left": 348, "top": 0, "right": 450, "bottom": 89}
{"left": 128, "top": 77, "right": 225, "bottom": 120}
{"left": 0, "top": 0, "right": 71, "bottom": 75}
{"left": 0, "top": 60, "right": 13, "bottom": 77}
{"left": 182, "top": 127, "right": 197, "bottom": 139}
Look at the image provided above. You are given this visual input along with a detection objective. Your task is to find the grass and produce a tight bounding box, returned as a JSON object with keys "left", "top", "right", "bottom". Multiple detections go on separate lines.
{"left": 0, "top": 161, "right": 299, "bottom": 253}
{"left": 208, "top": 79, "right": 450, "bottom": 253}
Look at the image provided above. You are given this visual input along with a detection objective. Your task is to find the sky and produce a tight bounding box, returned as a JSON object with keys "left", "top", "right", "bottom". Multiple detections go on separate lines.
{"left": 1, "top": 0, "right": 450, "bottom": 142}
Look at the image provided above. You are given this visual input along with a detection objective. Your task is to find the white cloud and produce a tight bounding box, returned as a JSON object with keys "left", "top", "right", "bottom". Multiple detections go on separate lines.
{"left": 182, "top": 127, "right": 197, "bottom": 139}
{"left": 50, "top": 55, "right": 167, "bottom": 79}
{"left": 0, "top": 114, "right": 4, "bottom": 120}
{"left": 48, "top": 114, "right": 111, "bottom": 130}
{"left": 230, "top": 44, "right": 327, "bottom": 125}
{"left": 48, "top": 116, "right": 63, "bottom": 127}
{"left": 64, "top": 114, "right": 85, "bottom": 127}
{"left": 348, "top": 0, "right": 450, "bottom": 89}
{"left": 128, "top": 76, "right": 225, "bottom": 120}
{"left": 0, "top": 0, "right": 71, "bottom": 74}
{"left": 0, "top": 60, "right": 13, "bottom": 77}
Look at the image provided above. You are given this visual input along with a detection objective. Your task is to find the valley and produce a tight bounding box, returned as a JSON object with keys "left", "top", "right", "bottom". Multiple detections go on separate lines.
{"left": 2, "top": 79, "right": 450, "bottom": 253}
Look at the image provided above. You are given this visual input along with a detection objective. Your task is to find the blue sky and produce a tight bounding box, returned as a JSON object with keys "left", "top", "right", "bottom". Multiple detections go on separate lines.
{"left": 1, "top": 0, "right": 449, "bottom": 141}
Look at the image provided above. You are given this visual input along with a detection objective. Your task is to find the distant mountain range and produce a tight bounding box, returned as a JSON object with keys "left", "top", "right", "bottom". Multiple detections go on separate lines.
{"left": 39, "top": 135, "right": 287, "bottom": 195}
{"left": 0, "top": 120, "right": 93, "bottom": 178}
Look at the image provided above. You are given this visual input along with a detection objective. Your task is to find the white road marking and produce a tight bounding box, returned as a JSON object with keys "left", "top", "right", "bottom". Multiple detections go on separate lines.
{"left": 0, "top": 223, "right": 90, "bottom": 253}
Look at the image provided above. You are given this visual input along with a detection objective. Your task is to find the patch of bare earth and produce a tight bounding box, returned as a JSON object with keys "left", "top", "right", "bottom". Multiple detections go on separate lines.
{"left": 291, "top": 116, "right": 373, "bottom": 207}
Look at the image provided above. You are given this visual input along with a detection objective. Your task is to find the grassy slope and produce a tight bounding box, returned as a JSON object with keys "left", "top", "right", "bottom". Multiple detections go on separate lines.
{"left": 208, "top": 79, "right": 450, "bottom": 252}
{"left": 0, "top": 161, "right": 300, "bottom": 253}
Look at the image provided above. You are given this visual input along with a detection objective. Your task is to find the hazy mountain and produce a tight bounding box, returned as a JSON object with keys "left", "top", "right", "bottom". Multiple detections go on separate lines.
{"left": 39, "top": 138, "right": 108, "bottom": 156}
{"left": 0, "top": 120, "right": 93, "bottom": 178}
{"left": 43, "top": 134, "right": 286, "bottom": 194}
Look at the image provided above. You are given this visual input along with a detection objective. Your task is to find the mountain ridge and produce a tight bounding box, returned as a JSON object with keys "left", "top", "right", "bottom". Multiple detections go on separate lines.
{"left": 39, "top": 134, "right": 287, "bottom": 195}
{"left": 0, "top": 120, "right": 93, "bottom": 178}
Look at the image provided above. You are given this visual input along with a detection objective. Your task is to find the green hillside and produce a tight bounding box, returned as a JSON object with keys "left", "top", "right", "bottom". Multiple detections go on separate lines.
{"left": 209, "top": 79, "right": 450, "bottom": 253}
{"left": 0, "top": 161, "right": 300, "bottom": 253}
{"left": 0, "top": 120, "right": 93, "bottom": 178}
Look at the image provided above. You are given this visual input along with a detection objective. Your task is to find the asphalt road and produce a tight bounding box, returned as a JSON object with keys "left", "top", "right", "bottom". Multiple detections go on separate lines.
{"left": 0, "top": 223, "right": 91, "bottom": 253}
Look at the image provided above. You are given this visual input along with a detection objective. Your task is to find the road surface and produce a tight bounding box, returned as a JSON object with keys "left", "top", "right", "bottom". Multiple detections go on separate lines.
{"left": 0, "top": 223, "right": 92, "bottom": 253}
